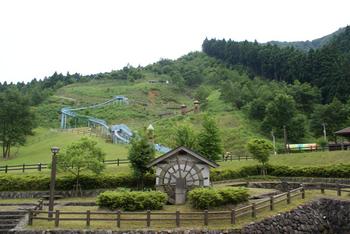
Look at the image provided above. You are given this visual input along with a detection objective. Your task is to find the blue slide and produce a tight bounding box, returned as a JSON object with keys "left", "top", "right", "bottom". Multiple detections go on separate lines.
{"left": 60, "top": 96, "right": 171, "bottom": 153}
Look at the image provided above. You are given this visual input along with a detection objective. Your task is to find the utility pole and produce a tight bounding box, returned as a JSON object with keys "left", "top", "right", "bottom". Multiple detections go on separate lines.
{"left": 48, "top": 147, "right": 60, "bottom": 219}
{"left": 271, "top": 129, "right": 277, "bottom": 155}
{"left": 283, "top": 125, "right": 288, "bottom": 153}
{"left": 322, "top": 123, "right": 327, "bottom": 141}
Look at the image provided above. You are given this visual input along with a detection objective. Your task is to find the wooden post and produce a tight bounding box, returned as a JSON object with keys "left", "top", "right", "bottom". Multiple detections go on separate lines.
{"left": 270, "top": 196, "right": 274, "bottom": 210}
{"left": 204, "top": 210, "right": 208, "bottom": 226}
{"left": 231, "top": 209, "right": 236, "bottom": 224}
{"left": 5, "top": 165, "right": 7, "bottom": 173}
{"left": 147, "top": 210, "right": 151, "bottom": 227}
{"left": 321, "top": 184, "right": 325, "bottom": 194}
{"left": 117, "top": 158, "right": 120, "bottom": 166}
{"left": 252, "top": 203, "right": 256, "bottom": 218}
{"left": 287, "top": 191, "right": 291, "bottom": 204}
{"left": 238, "top": 155, "right": 240, "bottom": 161}
{"left": 176, "top": 210, "right": 180, "bottom": 227}
{"left": 337, "top": 184, "right": 341, "bottom": 196}
{"left": 22, "top": 164, "right": 25, "bottom": 173}
{"left": 55, "top": 210, "right": 60, "bottom": 227}
{"left": 301, "top": 187, "right": 305, "bottom": 199}
{"left": 38, "top": 163, "right": 42, "bottom": 172}
{"left": 86, "top": 210, "right": 90, "bottom": 227}
{"left": 117, "top": 210, "right": 121, "bottom": 228}
{"left": 28, "top": 210, "right": 33, "bottom": 225}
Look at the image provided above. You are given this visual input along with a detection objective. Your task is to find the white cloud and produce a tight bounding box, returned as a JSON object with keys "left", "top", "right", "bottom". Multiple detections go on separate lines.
{"left": 0, "top": 0, "right": 349, "bottom": 82}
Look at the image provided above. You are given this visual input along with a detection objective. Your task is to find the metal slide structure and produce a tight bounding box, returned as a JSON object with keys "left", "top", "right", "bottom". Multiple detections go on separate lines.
{"left": 60, "top": 96, "right": 171, "bottom": 153}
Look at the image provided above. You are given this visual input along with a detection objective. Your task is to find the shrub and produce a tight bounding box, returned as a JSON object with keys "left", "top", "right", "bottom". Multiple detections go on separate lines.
{"left": 97, "top": 190, "right": 167, "bottom": 211}
{"left": 0, "top": 173, "right": 155, "bottom": 191}
{"left": 188, "top": 188, "right": 223, "bottom": 209}
{"left": 188, "top": 187, "right": 248, "bottom": 209}
{"left": 218, "top": 187, "right": 249, "bottom": 204}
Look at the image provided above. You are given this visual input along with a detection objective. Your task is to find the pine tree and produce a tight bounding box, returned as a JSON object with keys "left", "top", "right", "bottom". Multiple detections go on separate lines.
{"left": 197, "top": 116, "right": 222, "bottom": 161}
{"left": 128, "top": 134, "right": 155, "bottom": 189}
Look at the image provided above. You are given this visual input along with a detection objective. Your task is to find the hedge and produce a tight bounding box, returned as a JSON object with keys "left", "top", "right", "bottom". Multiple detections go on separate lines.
{"left": 188, "top": 187, "right": 249, "bottom": 209}
{"left": 0, "top": 173, "right": 155, "bottom": 191}
{"left": 1, "top": 164, "right": 350, "bottom": 191}
{"left": 97, "top": 190, "right": 167, "bottom": 211}
{"left": 211, "top": 164, "right": 350, "bottom": 181}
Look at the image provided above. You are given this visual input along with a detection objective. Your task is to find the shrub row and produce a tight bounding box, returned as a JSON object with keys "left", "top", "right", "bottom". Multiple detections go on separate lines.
{"left": 188, "top": 187, "right": 249, "bottom": 209}
{"left": 211, "top": 164, "right": 350, "bottom": 181}
{"left": 0, "top": 173, "right": 155, "bottom": 191}
{"left": 1, "top": 164, "right": 350, "bottom": 191}
{"left": 97, "top": 190, "right": 167, "bottom": 211}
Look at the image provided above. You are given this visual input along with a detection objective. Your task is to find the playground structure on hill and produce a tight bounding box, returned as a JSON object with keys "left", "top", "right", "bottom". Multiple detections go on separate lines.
{"left": 60, "top": 96, "right": 200, "bottom": 154}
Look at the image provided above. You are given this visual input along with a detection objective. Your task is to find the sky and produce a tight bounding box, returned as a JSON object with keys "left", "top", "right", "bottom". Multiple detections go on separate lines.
{"left": 0, "top": 0, "right": 349, "bottom": 83}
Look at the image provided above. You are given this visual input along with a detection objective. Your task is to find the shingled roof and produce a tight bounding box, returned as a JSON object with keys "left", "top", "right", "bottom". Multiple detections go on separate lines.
{"left": 335, "top": 127, "right": 350, "bottom": 137}
{"left": 147, "top": 146, "right": 219, "bottom": 168}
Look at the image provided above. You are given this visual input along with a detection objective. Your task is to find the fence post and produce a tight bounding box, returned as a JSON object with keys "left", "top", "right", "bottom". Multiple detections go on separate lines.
{"left": 147, "top": 210, "right": 151, "bottom": 227}
{"left": 176, "top": 210, "right": 180, "bottom": 227}
{"left": 301, "top": 187, "right": 305, "bottom": 199}
{"left": 117, "top": 158, "right": 120, "bottom": 166}
{"left": 321, "top": 183, "right": 325, "bottom": 194}
{"left": 117, "top": 210, "right": 121, "bottom": 228}
{"left": 337, "top": 184, "right": 341, "bottom": 196}
{"left": 270, "top": 196, "right": 274, "bottom": 210}
{"left": 38, "top": 163, "right": 42, "bottom": 172}
{"left": 22, "top": 164, "right": 25, "bottom": 173}
{"left": 287, "top": 191, "right": 291, "bottom": 204}
{"left": 246, "top": 154, "right": 248, "bottom": 160}
{"left": 5, "top": 165, "right": 8, "bottom": 173}
{"left": 55, "top": 210, "right": 60, "bottom": 227}
{"left": 28, "top": 210, "right": 33, "bottom": 225}
{"left": 238, "top": 155, "right": 240, "bottom": 161}
{"left": 86, "top": 210, "right": 90, "bottom": 227}
{"left": 204, "top": 210, "right": 208, "bottom": 226}
{"left": 252, "top": 203, "right": 256, "bottom": 218}
{"left": 231, "top": 209, "right": 236, "bottom": 224}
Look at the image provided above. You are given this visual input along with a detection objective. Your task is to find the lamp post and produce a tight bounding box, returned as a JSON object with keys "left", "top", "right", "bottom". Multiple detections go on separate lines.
{"left": 48, "top": 146, "right": 59, "bottom": 219}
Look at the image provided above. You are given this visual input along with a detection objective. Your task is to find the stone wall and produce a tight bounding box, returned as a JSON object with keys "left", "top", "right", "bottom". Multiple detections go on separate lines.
{"left": 241, "top": 198, "right": 350, "bottom": 234}
{"left": 0, "top": 189, "right": 107, "bottom": 199}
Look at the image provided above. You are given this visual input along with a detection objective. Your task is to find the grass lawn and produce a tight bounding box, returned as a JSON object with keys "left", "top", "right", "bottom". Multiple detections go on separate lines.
{"left": 28, "top": 189, "right": 350, "bottom": 230}
{"left": 217, "top": 150, "right": 350, "bottom": 170}
{"left": 0, "top": 128, "right": 130, "bottom": 166}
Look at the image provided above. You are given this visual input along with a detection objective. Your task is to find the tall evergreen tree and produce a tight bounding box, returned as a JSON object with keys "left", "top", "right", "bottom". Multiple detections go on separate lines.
{"left": 197, "top": 116, "right": 222, "bottom": 161}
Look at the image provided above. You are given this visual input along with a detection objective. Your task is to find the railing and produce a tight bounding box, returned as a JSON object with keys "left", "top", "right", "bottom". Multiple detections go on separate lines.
{"left": 0, "top": 159, "right": 129, "bottom": 173}
{"left": 28, "top": 187, "right": 305, "bottom": 228}
{"left": 217, "top": 155, "right": 253, "bottom": 162}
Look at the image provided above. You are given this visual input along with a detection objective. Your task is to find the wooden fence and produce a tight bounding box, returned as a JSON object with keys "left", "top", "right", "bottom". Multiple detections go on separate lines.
{"left": 28, "top": 187, "right": 305, "bottom": 228}
{"left": 0, "top": 155, "right": 251, "bottom": 173}
{"left": 0, "top": 159, "right": 129, "bottom": 173}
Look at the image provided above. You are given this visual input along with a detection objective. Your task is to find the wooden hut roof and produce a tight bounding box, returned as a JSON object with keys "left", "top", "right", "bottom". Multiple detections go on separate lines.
{"left": 335, "top": 127, "right": 350, "bottom": 137}
{"left": 147, "top": 146, "right": 219, "bottom": 168}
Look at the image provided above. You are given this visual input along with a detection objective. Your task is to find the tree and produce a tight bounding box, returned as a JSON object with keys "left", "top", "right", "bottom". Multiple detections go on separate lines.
{"left": 57, "top": 137, "right": 105, "bottom": 193}
{"left": 262, "top": 94, "right": 306, "bottom": 142}
{"left": 197, "top": 116, "right": 222, "bottom": 161}
{"left": 0, "top": 90, "right": 36, "bottom": 159}
{"left": 310, "top": 98, "right": 349, "bottom": 141}
{"left": 247, "top": 138, "right": 273, "bottom": 175}
{"left": 128, "top": 134, "right": 155, "bottom": 189}
{"left": 173, "top": 125, "right": 197, "bottom": 149}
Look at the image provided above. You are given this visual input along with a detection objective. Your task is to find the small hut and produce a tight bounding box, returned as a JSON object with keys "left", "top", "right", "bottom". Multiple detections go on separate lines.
{"left": 147, "top": 146, "right": 219, "bottom": 204}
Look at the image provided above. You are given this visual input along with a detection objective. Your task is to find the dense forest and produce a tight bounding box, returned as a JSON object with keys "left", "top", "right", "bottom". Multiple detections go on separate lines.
{"left": 202, "top": 26, "right": 350, "bottom": 103}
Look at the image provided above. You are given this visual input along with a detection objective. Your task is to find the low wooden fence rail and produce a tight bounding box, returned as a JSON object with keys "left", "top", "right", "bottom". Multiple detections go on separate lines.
{"left": 28, "top": 187, "right": 305, "bottom": 228}
{"left": 0, "top": 155, "right": 250, "bottom": 173}
{"left": 0, "top": 159, "right": 129, "bottom": 173}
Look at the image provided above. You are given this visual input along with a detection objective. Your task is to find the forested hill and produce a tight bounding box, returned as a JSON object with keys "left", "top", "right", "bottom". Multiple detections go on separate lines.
{"left": 202, "top": 26, "right": 350, "bottom": 103}
{"left": 267, "top": 27, "right": 346, "bottom": 51}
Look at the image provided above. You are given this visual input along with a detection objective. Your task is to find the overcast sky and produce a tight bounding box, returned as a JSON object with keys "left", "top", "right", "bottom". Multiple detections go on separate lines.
{"left": 0, "top": 0, "right": 349, "bottom": 83}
